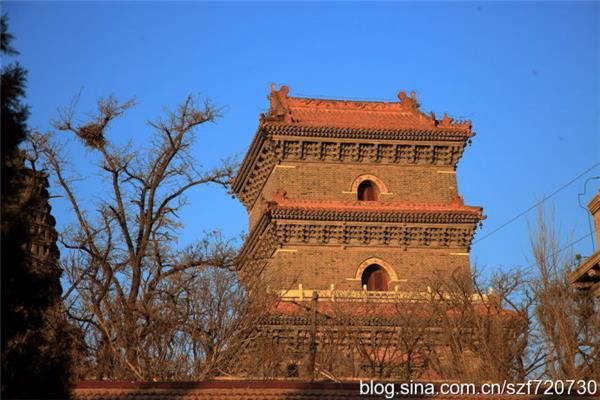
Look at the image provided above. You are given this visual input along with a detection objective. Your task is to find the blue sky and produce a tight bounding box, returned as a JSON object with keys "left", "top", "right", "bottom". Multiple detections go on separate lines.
{"left": 4, "top": 2, "right": 600, "bottom": 277}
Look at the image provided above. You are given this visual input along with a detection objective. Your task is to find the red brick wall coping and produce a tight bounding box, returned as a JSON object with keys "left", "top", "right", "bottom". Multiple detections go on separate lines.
{"left": 76, "top": 379, "right": 357, "bottom": 390}
{"left": 74, "top": 380, "right": 599, "bottom": 399}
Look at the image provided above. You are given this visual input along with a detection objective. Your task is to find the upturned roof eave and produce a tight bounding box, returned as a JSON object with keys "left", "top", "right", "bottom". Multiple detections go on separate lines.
{"left": 236, "top": 211, "right": 272, "bottom": 266}
{"left": 569, "top": 251, "right": 600, "bottom": 285}
{"left": 232, "top": 124, "right": 266, "bottom": 195}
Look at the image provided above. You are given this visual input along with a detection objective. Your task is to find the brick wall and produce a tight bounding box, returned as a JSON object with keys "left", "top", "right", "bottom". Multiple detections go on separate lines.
{"left": 267, "top": 245, "right": 470, "bottom": 291}
{"left": 249, "top": 161, "right": 458, "bottom": 229}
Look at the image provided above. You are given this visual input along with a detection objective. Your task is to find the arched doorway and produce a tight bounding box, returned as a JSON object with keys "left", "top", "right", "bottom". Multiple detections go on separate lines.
{"left": 357, "top": 180, "right": 379, "bottom": 201}
{"left": 361, "top": 264, "right": 389, "bottom": 291}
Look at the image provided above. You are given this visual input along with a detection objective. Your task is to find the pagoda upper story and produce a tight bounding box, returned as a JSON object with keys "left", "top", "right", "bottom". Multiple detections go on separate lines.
{"left": 234, "top": 85, "right": 476, "bottom": 223}
{"left": 234, "top": 85, "right": 484, "bottom": 296}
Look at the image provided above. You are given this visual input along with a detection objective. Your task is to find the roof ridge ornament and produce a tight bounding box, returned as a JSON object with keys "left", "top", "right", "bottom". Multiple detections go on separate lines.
{"left": 264, "top": 84, "right": 292, "bottom": 123}
{"left": 397, "top": 90, "right": 438, "bottom": 127}
{"left": 441, "top": 113, "right": 454, "bottom": 126}
{"left": 397, "top": 91, "right": 420, "bottom": 111}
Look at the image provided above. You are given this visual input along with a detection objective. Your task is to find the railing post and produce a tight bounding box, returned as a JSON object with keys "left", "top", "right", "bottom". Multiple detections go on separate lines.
{"left": 330, "top": 283, "right": 335, "bottom": 301}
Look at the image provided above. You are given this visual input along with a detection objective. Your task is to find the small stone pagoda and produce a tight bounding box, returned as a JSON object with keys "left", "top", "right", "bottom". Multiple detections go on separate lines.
{"left": 234, "top": 85, "right": 484, "bottom": 300}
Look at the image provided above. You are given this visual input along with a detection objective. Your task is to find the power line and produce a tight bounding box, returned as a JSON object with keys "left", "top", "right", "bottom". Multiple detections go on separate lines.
{"left": 474, "top": 161, "right": 600, "bottom": 244}
{"left": 525, "top": 232, "right": 592, "bottom": 270}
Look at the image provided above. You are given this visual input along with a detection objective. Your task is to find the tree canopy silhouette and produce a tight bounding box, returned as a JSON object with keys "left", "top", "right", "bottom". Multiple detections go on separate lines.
{"left": 1, "top": 14, "right": 75, "bottom": 400}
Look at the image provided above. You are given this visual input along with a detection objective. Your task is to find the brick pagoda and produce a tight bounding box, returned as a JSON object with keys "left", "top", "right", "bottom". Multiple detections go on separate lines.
{"left": 232, "top": 86, "right": 486, "bottom": 378}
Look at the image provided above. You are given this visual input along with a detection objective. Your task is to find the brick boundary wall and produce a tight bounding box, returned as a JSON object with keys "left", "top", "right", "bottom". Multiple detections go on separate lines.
{"left": 73, "top": 380, "right": 599, "bottom": 399}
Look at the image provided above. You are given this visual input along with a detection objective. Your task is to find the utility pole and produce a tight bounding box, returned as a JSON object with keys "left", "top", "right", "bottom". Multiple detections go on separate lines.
{"left": 308, "top": 290, "right": 318, "bottom": 381}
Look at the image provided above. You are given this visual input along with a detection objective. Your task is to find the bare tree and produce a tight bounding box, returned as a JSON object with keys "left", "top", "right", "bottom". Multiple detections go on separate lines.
{"left": 529, "top": 208, "right": 600, "bottom": 380}
{"left": 292, "top": 273, "right": 533, "bottom": 383}
{"left": 424, "top": 269, "right": 535, "bottom": 382}
{"left": 235, "top": 276, "right": 534, "bottom": 383}
{"left": 29, "top": 95, "right": 269, "bottom": 380}
{"left": 330, "top": 300, "right": 433, "bottom": 380}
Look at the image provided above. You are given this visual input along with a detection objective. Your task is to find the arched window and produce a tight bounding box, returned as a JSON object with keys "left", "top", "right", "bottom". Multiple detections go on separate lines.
{"left": 361, "top": 264, "right": 389, "bottom": 291}
{"left": 357, "top": 180, "right": 379, "bottom": 201}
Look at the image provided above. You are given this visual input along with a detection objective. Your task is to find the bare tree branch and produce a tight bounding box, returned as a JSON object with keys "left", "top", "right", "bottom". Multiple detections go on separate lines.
{"left": 30, "top": 94, "right": 274, "bottom": 380}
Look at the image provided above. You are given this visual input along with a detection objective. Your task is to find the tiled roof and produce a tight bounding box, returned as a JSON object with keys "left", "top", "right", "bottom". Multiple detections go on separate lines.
{"left": 262, "top": 85, "right": 472, "bottom": 134}
{"left": 569, "top": 251, "right": 600, "bottom": 297}
{"left": 588, "top": 193, "right": 600, "bottom": 216}
{"left": 269, "top": 190, "right": 484, "bottom": 218}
